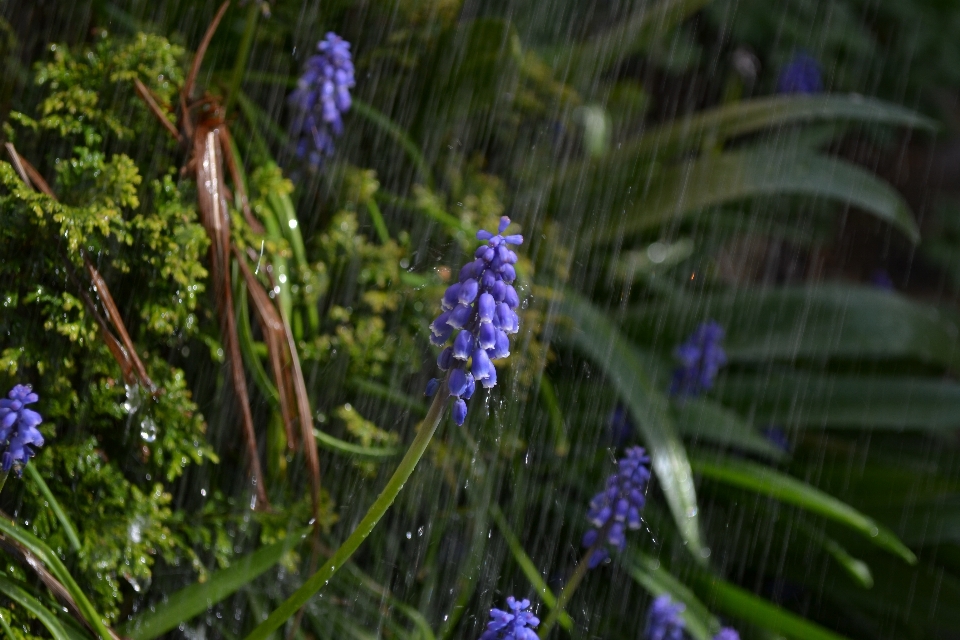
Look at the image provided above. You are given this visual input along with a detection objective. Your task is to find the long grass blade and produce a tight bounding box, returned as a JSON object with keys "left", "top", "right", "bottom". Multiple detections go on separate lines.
{"left": 489, "top": 503, "right": 573, "bottom": 632}
{"left": 553, "top": 289, "right": 705, "bottom": 559}
{"left": 243, "top": 376, "right": 450, "bottom": 640}
{"left": 692, "top": 573, "right": 851, "bottom": 640}
{"left": 621, "top": 94, "right": 937, "bottom": 161}
{"left": 24, "top": 463, "right": 81, "bottom": 553}
{"left": 0, "top": 573, "right": 72, "bottom": 640}
{"left": 691, "top": 456, "right": 916, "bottom": 564}
{"left": 590, "top": 148, "right": 920, "bottom": 244}
{"left": 0, "top": 516, "right": 115, "bottom": 639}
{"left": 623, "top": 552, "right": 719, "bottom": 640}
{"left": 121, "top": 529, "right": 310, "bottom": 640}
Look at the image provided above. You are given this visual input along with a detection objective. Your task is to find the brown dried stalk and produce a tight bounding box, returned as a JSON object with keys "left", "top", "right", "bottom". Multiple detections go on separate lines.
{"left": 195, "top": 127, "right": 270, "bottom": 508}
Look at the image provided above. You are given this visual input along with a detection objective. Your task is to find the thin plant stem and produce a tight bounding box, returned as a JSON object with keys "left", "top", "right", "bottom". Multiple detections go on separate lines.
{"left": 537, "top": 541, "right": 601, "bottom": 640}
{"left": 0, "top": 471, "right": 8, "bottom": 496}
{"left": 537, "top": 534, "right": 607, "bottom": 638}
{"left": 243, "top": 376, "right": 450, "bottom": 640}
{"left": 224, "top": 1, "right": 260, "bottom": 117}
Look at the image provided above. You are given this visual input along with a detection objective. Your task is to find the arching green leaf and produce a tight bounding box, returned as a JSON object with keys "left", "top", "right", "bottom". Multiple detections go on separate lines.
{"left": 553, "top": 289, "right": 704, "bottom": 559}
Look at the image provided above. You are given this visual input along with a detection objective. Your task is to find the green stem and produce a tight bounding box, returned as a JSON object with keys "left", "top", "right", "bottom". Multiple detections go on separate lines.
{"left": 489, "top": 503, "right": 573, "bottom": 632}
{"left": 224, "top": 1, "right": 260, "bottom": 117}
{"left": 351, "top": 99, "right": 434, "bottom": 188}
{"left": 537, "top": 541, "right": 601, "bottom": 638}
{"left": 243, "top": 379, "right": 450, "bottom": 640}
{"left": 23, "top": 464, "right": 81, "bottom": 552}
{"left": 0, "top": 471, "right": 8, "bottom": 496}
{"left": 366, "top": 199, "right": 391, "bottom": 244}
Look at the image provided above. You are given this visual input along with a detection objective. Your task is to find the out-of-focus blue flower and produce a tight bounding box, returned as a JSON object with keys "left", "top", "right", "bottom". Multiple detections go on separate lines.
{"left": 288, "top": 32, "right": 355, "bottom": 166}
{"left": 479, "top": 596, "right": 539, "bottom": 640}
{"left": 870, "top": 268, "right": 895, "bottom": 291}
{"left": 760, "top": 425, "right": 791, "bottom": 452}
{"left": 0, "top": 385, "right": 44, "bottom": 473}
{"left": 777, "top": 51, "right": 822, "bottom": 94}
{"left": 644, "top": 595, "right": 685, "bottom": 640}
{"left": 670, "top": 321, "right": 727, "bottom": 397}
{"left": 582, "top": 446, "right": 650, "bottom": 568}
{"left": 713, "top": 628, "right": 740, "bottom": 640}
{"left": 608, "top": 404, "right": 634, "bottom": 447}
{"left": 428, "top": 216, "right": 523, "bottom": 426}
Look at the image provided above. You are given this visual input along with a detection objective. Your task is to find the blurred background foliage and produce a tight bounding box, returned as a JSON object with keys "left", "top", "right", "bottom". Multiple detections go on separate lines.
{"left": 2, "top": 0, "right": 960, "bottom": 639}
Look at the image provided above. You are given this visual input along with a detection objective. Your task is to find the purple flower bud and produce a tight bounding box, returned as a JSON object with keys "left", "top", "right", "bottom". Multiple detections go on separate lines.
{"left": 480, "top": 364, "right": 497, "bottom": 389}
{"left": 448, "top": 369, "right": 472, "bottom": 397}
{"left": 430, "top": 312, "right": 452, "bottom": 336}
{"left": 478, "top": 293, "right": 496, "bottom": 323}
{"left": 437, "top": 347, "right": 454, "bottom": 370}
{"left": 478, "top": 322, "right": 498, "bottom": 349}
{"left": 503, "top": 234, "right": 524, "bottom": 245}
{"left": 447, "top": 304, "right": 473, "bottom": 329}
{"left": 476, "top": 229, "right": 494, "bottom": 241}
{"left": 425, "top": 378, "right": 440, "bottom": 396}
{"left": 496, "top": 303, "right": 519, "bottom": 334}
{"left": 462, "top": 375, "right": 476, "bottom": 400}
{"left": 453, "top": 330, "right": 476, "bottom": 360}
{"left": 458, "top": 278, "right": 479, "bottom": 304}
{"left": 491, "top": 330, "right": 511, "bottom": 359}
{"left": 491, "top": 281, "right": 507, "bottom": 303}
{"left": 500, "top": 264, "right": 517, "bottom": 283}
{"left": 452, "top": 399, "right": 468, "bottom": 426}
{"left": 471, "top": 348, "right": 495, "bottom": 381}
{"left": 442, "top": 284, "right": 461, "bottom": 310}
{"left": 459, "top": 259, "right": 484, "bottom": 282}
{"left": 430, "top": 329, "right": 451, "bottom": 346}
{"left": 480, "top": 269, "right": 497, "bottom": 289}
{"left": 504, "top": 285, "right": 520, "bottom": 309}
{"left": 498, "top": 216, "right": 511, "bottom": 233}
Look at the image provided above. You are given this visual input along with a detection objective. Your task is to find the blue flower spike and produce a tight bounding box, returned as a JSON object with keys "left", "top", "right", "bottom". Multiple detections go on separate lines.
{"left": 670, "top": 321, "right": 727, "bottom": 397}
{"left": 428, "top": 217, "right": 523, "bottom": 426}
{"left": 479, "top": 596, "right": 539, "bottom": 640}
{"left": 0, "top": 384, "right": 45, "bottom": 474}
{"left": 582, "top": 446, "right": 651, "bottom": 568}
{"left": 713, "top": 628, "right": 740, "bottom": 640}
{"left": 288, "top": 32, "right": 356, "bottom": 166}
{"left": 644, "top": 595, "right": 686, "bottom": 640}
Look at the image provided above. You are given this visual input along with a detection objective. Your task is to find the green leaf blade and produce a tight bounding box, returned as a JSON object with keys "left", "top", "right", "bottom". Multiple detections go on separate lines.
{"left": 691, "top": 456, "right": 916, "bottom": 564}
{"left": 554, "top": 290, "right": 704, "bottom": 558}
{"left": 121, "top": 530, "right": 309, "bottom": 640}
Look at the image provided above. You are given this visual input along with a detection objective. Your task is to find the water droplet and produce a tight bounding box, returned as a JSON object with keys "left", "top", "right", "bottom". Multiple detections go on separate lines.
{"left": 405, "top": 531, "right": 412, "bottom": 539}
{"left": 123, "top": 383, "right": 142, "bottom": 414}
{"left": 288, "top": 219, "right": 298, "bottom": 229}
{"left": 139, "top": 417, "right": 157, "bottom": 443}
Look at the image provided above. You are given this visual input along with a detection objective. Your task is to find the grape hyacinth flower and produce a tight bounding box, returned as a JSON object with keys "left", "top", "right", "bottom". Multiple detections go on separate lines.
{"left": 582, "top": 446, "right": 650, "bottom": 568}
{"left": 288, "top": 32, "right": 355, "bottom": 166}
{"left": 479, "top": 596, "right": 539, "bottom": 640}
{"left": 777, "top": 51, "right": 823, "bottom": 94}
{"left": 669, "top": 321, "right": 727, "bottom": 397}
{"left": 713, "top": 628, "right": 741, "bottom": 640}
{"left": 644, "top": 595, "right": 686, "bottom": 640}
{"left": 0, "top": 385, "right": 44, "bottom": 473}
{"left": 426, "top": 216, "right": 523, "bottom": 426}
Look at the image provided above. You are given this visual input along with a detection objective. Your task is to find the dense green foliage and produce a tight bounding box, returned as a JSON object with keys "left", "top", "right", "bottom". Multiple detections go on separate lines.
{"left": 1, "top": 1, "right": 960, "bottom": 639}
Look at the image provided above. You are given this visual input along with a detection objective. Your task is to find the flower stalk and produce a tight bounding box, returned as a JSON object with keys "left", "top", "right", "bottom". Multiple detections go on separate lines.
{"left": 243, "top": 372, "right": 450, "bottom": 640}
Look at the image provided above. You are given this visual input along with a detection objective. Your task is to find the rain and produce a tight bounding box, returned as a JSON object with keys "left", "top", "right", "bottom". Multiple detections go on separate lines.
{"left": 0, "top": 0, "right": 958, "bottom": 639}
